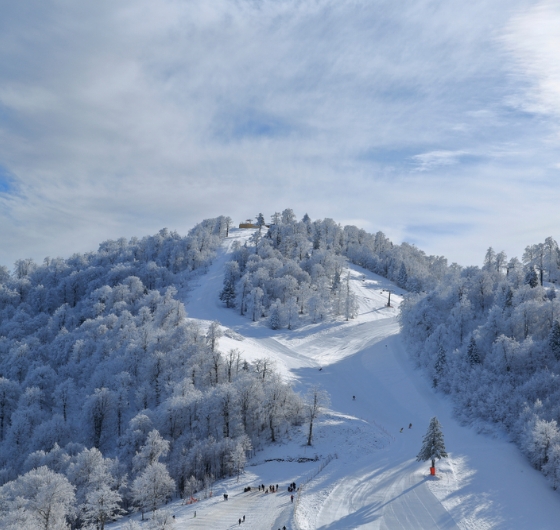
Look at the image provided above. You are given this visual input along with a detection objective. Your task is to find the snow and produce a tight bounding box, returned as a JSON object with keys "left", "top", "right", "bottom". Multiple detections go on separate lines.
{"left": 109, "top": 228, "right": 560, "bottom": 529}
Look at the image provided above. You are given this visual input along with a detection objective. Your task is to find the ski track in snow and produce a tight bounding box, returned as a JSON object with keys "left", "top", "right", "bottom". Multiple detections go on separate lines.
{"left": 109, "top": 228, "right": 560, "bottom": 530}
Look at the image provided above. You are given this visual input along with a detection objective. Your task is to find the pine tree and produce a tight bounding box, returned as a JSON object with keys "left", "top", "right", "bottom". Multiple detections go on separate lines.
{"left": 269, "top": 300, "right": 282, "bottom": 330}
{"left": 255, "top": 213, "right": 266, "bottom": 232}
{"left": 397, "top": 262, "right": 408, "bottom": 288}
{"left": 525, "top": 266, "right": 539, "bottom": 288}
{"left": 220, "top": 281, "right": 236, "bottom": 308}
{"left": 433, "top": 346, "right": 446, "bottom": 388}
{"left": 416, "top": 417, "right": 448, "bottom": 471}
{"left": 467, "top": 336, "right": 481, "bottom": 366}
{"left": 549, "top": 321, "right": 560, "bottom": 361}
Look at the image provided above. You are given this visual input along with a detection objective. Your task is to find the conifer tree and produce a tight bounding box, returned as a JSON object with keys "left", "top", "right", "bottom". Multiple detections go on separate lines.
{"left": 549, "top": 321, "right": 560, "bottom": 361}
{"left": 467, "top": 336, "right": 481, "bottom": 366}
{"left": 416, "top": 417, "right": 448, "bottom": 471}
{"left": 269, "top": 300, "right": 282, "bottom": 330}
{"left": 397, "top": 262, "right": 408, "bottom": 288}
{"left": 255, "top": 213, "right": 266, "bottom": 232}
{"left": 525, "top": 266, "right": 539, "bottom": 288}
{"left": 433, "top": 346, "right": 446, "bottom": 388}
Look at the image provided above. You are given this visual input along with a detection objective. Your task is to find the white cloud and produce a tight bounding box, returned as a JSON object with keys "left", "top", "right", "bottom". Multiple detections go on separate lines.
{"left": 411, "top": 150, "right": 469, "bottom": 172}
{"left": 502, "top": 1, "right": 560, "bottom": 119}
{"left": 0, "top": 0, "right": 558, "bottom": 268}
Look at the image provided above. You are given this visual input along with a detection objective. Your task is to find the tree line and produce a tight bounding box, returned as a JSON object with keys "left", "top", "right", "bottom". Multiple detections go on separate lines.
{"left": 401, "top": 238, "right": 560, "bottom": 490}
{"left": 0, "top": 216, "right": 303, "bottom": 528}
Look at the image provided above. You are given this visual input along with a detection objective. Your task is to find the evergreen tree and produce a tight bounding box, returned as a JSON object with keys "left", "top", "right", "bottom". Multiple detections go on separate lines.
{"left": 549, "top": 321, "right": 560, "bottom": 361}
{"left": 525, "top": 266, "right": 539, "bottom": 288}
{"left": 397, "top": 262, "right": 408, "bottom": 288}
{"left": 255, "top": 213, "right": 266, "bottom": 232}
{"left": 219, "top": 281, "right": 236, "bottom": 308}
{"left": 467, "top": 336, "right": 481, "bottom": 366}
{"left": 433, "top": 346, "right": 446, "bottom": 388}
{"left": 268, "top": 300, "right": 282, "bottom": 330}
{"left": 416, "top": 417, "right": 448, "bottom": 471}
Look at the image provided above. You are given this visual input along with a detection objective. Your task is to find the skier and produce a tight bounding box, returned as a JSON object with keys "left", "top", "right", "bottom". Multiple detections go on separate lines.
{"left": 400, "top": 427, "right": 403, "bottom": 433}
{"left": 239, "top": 518, "right": 242, "bottom": 525}
{"left": 243, "top": 515, "right": 245, "bottom": 522}
{"left": 291, "top": 494, "right": 294, "bottom": 503}
{"left": 353, "top": 395, "right": 355, "bottom": 400}
{"left": 409, "top": 423, "right": 412, "bottom": 429}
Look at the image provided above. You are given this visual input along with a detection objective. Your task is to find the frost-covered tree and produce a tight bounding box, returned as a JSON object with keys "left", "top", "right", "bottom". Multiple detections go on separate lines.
{"left": 525, "top": 266, "right": 539, "bottom": 288}
{"left": 82, "top": 482, "right": 124, "bottom": 530}
{"left": 0, "top": 466, "right": 75, "bottom": 530}
{"left": 523, "top": 418, "right": 560, "bottom": 471}
{"left": 133, "top": 429, "right": 170, "bottom": 471}
{"left": 548, "top": 320, "right": 560, "bottom": 360}
{"left": 255, "top": 213, "right": 266, "bottom": 231}
{"left": 132, "top": 462, "right": 175, "bottom": 518}
{"left": 84, "top": 387, "right": 114, "bottom": 449}
{"left": 148, "top": 509, "right": 176, "bottom": 530}
{"left": 416, "top": 417, "right": 448, "bottom": 472}
{"left": 0, "top": 377, "right": 19, "bottom": 441}
{"left": 433, "top": 346, "right": 447, "bottom": 388}
{"left": 466, "top": 336, "right": 481, "bottom": 366}
{"left": 397, "top": 262, "right": 408, "bottom": 288}
{"left": 305, "top": 386, "right": 330, "bottom": 446}
{"left": 268, "top": 299, "right": 283, "bottom": 330}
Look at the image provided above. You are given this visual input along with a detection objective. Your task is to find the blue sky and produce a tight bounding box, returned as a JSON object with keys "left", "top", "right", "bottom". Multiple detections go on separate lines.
{"left": 1, "top": 0, "right": 559, "bottom": 268}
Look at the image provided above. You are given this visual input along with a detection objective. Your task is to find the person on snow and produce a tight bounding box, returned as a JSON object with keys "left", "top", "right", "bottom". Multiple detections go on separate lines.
{"left": 400, "top": 427, "right": 403, "bottom": 433}
{"left": 409, "top": 423, "right": 412, "bottom": 429}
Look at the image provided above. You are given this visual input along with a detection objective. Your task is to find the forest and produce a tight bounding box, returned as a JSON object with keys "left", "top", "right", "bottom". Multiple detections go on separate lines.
{"left": 220, "top": 209, "right": 447, "bottom": 328}
{"left": 3, "top": 208, "right": 559, "bottom": 528}
{"left": 400, "top": 240, "right": 560, "bottom": 489}
{"left": 0, "top": 217, "right": 304, "bottom": 528}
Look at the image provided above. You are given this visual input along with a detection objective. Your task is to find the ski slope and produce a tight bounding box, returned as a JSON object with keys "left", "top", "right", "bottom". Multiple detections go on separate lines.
{"left": 110, "top": 228, "right": 560, "bottom": 529}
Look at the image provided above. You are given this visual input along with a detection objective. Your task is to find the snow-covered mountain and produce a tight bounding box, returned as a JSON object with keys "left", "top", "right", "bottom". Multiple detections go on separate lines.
{"left": 3, "top": 216, "right": 560, "bottom": 529}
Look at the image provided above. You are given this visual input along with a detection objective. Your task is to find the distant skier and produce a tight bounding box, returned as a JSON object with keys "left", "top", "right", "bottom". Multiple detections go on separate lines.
{"left": 409, "top": 423, "right": 412, "bottom": 429}
{"left": 239, "top": 518, "right": 242, "bottom": 525}
{"left": 353, "top": 395, "right": 355, "bottom": 400}
{"left": 400, "top": 427, "right": 403, "bottom": 433}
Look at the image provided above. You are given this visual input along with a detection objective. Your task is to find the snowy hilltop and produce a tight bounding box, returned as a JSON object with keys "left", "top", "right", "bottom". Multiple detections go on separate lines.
{"left": 1, "top": 211, "right": 560, "bottom": 529}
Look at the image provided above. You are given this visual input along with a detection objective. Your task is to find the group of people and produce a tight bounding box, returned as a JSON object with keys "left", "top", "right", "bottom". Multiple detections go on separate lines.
{"left": 258, "top": 483, "right": 279, "bottom": 493}
{"left": 399, "top": 423, "right": 413, "bottom": 433}
{"left": 238, "top": 515, "right": 246, "bottom": 525}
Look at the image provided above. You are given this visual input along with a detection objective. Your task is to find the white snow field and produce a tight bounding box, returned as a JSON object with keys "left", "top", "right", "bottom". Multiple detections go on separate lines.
{"left": 110, "top": 228, "right": 560, "bottom": 529}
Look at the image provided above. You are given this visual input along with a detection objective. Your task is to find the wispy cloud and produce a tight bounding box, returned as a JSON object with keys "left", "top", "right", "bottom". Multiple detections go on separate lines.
{"left": 0, "top": 0, "right": 558, "bottom": 267}
{"left": 411, "top": 150, "right": 470, "bottom": 172}
{"left": 502, "top": 1, "right": 560, "bottom": 119}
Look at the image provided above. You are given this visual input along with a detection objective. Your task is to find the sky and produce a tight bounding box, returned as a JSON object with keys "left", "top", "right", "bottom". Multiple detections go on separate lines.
{"left": 1, "top": 0, "right": 560, "bottom": 269}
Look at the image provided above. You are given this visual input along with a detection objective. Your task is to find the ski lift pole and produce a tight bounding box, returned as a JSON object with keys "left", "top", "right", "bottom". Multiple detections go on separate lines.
{"left": 381, "top": 289, "right": 391, "bottom": 307}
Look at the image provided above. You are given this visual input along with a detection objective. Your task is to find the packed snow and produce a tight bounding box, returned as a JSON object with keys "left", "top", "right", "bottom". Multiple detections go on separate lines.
{"left": 110, "top": 228, "right": 560, "bottom": 529}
